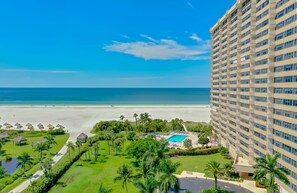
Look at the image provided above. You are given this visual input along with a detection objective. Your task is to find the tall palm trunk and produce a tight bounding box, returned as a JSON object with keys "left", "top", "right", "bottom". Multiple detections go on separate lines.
{"left": 214, "top": 175, "right": 218, "bottom": 190}
{"left": 125, "top": 182, "right": 128, "bottom": 193}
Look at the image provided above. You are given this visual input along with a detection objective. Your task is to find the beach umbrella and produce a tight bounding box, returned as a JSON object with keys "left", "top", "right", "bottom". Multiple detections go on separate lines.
{"left": 37, "top": 123, "right": 44, "bottom": 130}
{"left": 26, "top": 123, "right": 32, "bottom": 127}
{"left": 3, "top": 122, "right": 9, "bottom": 126}
{"left": 0, "top": 125, "right": 2, "bottom": 128}
{"left": 15, "top": 123, "right": 21, "bottom": 126}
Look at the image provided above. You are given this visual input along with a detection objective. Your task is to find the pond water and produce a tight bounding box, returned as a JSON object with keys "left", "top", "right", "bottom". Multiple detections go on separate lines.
{"left": 0, "top": 158, "right": 19, "bottom": 174}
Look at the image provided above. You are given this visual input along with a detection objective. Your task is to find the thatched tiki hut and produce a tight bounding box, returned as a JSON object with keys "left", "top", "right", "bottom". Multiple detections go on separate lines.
{"left": 37, "top": 123, "right": 44, "bottom": 130}
{"left": 0, "top": 132, "right": 9, "bottom": 141}
{"left": 77, "top": 133, "right": 88, "bottom": 143}
{"left": 56, "top": 124, "right": 65, "bottom": 129}
{"left": 14, "top": 136, "right": 27, "bottom": 145}
{"left": 47, "top": 124, "right": 55, "bottom": 130}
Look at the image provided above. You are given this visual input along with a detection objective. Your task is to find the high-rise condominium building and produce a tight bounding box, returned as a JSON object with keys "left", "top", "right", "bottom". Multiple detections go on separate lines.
{"left": 210, "top": 0, "right": 297, "bottom": 192}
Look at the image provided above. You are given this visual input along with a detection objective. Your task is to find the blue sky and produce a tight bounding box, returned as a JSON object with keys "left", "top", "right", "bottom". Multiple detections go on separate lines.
{"left": 0, "top": 0, "right": 235, "bottom": 88}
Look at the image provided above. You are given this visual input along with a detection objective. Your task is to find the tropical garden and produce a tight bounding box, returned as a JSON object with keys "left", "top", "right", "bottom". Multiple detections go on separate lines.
{"left": 19, "top": 113, "right": 290, "bottom": 193}
{"left": 0, "top": 129, "right": 69, "bottom": 192}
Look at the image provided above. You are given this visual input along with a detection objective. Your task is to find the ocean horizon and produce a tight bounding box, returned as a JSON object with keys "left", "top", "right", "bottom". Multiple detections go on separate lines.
{"left": 0, "top": 88, "right": 210, "bottom": 106}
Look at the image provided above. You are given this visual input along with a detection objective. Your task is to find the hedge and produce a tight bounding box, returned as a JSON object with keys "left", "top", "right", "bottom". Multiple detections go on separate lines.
{"left": 167, "top": 147, "right": 220, "bottom": 157}
{"left": 22, "top": 136, "right": 99, "bottom": 193}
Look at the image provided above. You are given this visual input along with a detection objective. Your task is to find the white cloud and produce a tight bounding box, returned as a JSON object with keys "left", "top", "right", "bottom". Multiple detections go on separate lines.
{"left": 186, "top": 0, "right": 194, "bottom": 9}
{"left": 2, "top": 69, "right": 78, "bottom": 74}
{"left": 104, "top": 34, "right": 210, "bottom": 60}
{"left": 189, "top": 33, "right": 202, "bottom": 42}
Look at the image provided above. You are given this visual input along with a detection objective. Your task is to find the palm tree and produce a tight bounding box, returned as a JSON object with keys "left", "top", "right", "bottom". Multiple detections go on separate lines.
{"left": 17, "top": 152, "right": 33, "bottom": 177}
{"left": 41, "top": 158, "right": 54, "bottom": 185}
{"left": 136, "top": 152, "right": 155, "bottom": 181}
{"left": 98, "top": 183, "right": 113, "bottom": 193}
{"left": 44, "top": 134, "right": 57, "bottom": 150}
{"left": 114, "top": 164, "right": 133, "bottom": 193}
{"left": 66, "top": 141, "right": 75, "bottom": 160}
{"left": 120, "top": 115, "right": 125, "bottom": 121}
{"left": 34, "top": 143, "right": 49, "bottom": 163}
{"left": 159, "top": 159, "right": 180, "bottom": 193}
{"left": 253, "top": 153, "right": 290, "bottom": 193}
{"left": 134, "top": 176, "right": 158, "bottom": 193}
{"left": 133, "top": 113, "right": 139, "bottom": 131}
{"left": 93, "top": 142, "right": 100, "bottom": 161}
{"left": 205, "top": 160, "right": 224, "bottom": 190}
{"left": 75, "top": 141, "right": 82, "bottom": 155}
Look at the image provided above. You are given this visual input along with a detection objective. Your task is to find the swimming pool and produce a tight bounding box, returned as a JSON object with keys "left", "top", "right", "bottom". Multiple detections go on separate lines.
{"left": 167, "top": 135, "right": 188, "bottom": 142}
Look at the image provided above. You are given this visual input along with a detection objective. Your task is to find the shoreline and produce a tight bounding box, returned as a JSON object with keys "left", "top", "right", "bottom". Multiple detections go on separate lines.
{"left": 0, "top": 104, "right": 210, "bottom": 109}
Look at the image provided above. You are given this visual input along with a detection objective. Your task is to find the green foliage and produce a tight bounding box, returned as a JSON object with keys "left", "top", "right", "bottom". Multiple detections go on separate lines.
{"left": 198, "top": 137, "right": 210, "bottom": 146}
{"left": 253, "top": 153, "right": 290, "bottom": 193}
{"left": 98, "top": 183, "right": 113, "bottom": 193}
{"left": 183, "top": 139, "right": 192, "bottom": 149}
{"left": 185, "top": 122, "right": 212, "bottom": 133}
{"left": 202, "top": 187, "right": 231, "bottom": 193}
{"left": 167, "top": 147, "right": 219, "bottom": 157}
{"left": 218, "top": 146, "right": 229, "bottom": 157}
{"left": 93, "top": 121, "right": 132, "bottom": 133}
{"left": 48, "top": 129, "right": 65, "bottom": 135}
{"left": 205, "top": 161, "right": 224, "bottom": 190}
{"left": 127, "top": 131, "right": 137, "bottom": 141}
{"left": 170, "top": 118, "right": 184, "bottom": 131}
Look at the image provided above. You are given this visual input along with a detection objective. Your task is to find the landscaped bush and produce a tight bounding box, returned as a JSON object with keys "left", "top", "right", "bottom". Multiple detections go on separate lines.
{"left": 167, "top": 147, "right": 220, "bottom": 157}
{"left": 202, "top": 187, "right": 231, "bottom": 193}
{"left": 48, "top": 129, "right": 65, "bottom": 135}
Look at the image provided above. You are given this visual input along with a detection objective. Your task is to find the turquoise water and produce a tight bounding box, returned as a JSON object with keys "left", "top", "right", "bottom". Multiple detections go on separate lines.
{"left": 167, "top": 135, "right": 188, "bottom": 142}
{"left": 0, "top": 88, "right": 210, "bottom": 105}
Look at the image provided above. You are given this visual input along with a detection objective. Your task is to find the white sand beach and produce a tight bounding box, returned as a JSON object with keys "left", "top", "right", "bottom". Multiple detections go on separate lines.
{"left": 0, "top": 105, "right": 210, "bottom": 141}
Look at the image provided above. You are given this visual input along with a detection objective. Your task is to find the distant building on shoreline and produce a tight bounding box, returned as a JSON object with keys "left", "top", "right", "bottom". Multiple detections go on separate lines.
{"left": 210, "top": 0, "right": 297, "bottom": 192}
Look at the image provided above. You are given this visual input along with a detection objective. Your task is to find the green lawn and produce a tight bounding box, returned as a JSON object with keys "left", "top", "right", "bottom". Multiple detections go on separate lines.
{"left": 172, "top": 153, "right": 232, "bottom": 175}
{"left": 49, "top": 141, "right": 138, "bottom": 193}
{"left": 49, "top": 140, "right": 231, "bottom": 193}
{"left": 0, "top": 130, "right": 69, "bottom": 193}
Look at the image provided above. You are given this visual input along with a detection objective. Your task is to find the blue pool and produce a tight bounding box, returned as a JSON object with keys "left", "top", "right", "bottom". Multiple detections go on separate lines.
{"left": 167, "top": 135, "right": 188, "bottom": 142}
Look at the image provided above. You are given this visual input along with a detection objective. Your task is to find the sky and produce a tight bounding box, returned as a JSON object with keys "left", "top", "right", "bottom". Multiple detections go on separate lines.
{"left": 0, "top": 0, "right": 235, "bottom": 88}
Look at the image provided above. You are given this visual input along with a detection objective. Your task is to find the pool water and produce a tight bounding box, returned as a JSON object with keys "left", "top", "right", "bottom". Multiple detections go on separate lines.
{"left": 167, "top": 135, "right": 188, "bottom": 142}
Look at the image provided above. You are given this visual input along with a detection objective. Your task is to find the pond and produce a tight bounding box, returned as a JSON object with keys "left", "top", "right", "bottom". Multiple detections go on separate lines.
{"left": 0, "top": 158, "right": 19, "bottom": 174}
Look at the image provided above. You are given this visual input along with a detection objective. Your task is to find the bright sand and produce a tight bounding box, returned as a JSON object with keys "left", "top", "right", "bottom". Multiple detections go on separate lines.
{"left": 0, "top": 105, "right": 210, "bottom": 141}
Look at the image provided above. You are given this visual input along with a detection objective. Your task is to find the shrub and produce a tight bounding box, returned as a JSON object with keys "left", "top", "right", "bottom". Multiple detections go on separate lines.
{"left": 167, "top": 147, "right": 219, "bottom": 157}
{"left": 218, "top": 146, "right": 229, "bottom": 157}
{"left": 198, "top": 137, "right": 210, "bottom": 146}
{"left": 202, "top": 187, "right": 231, "bottom": 193}
{"left": 48, "top": 129, "right": 65, "bottom": 135}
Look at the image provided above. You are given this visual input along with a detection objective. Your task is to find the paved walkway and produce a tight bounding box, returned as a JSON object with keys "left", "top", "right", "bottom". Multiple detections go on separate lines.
{"left": 182, "top": 123, "right": 188, "bottom": 132}
{"left": 176, "top": 171, "right": 266, "bottom": 193}
{"left": 10, "top": 138, "right": 71, "bottom": 193}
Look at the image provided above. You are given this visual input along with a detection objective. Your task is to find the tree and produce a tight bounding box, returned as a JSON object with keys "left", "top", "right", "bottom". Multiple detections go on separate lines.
{"left": 133, "top": 113, "right": 139, "bottom": 131}
{"left": 140, "top": 113, "right": 151, "bottom": 125}
{"left": 34, "top": 143, "right": 49, "bottom": 163}
{"left": 0, "top": 166, "right": 6, "bottom": 179}
{"left": 41, "top": 158, "right": 54, "bottom": 185}
{"left": 159, "top": 159, "right": 180, "bottom": 193}
{"left": 66, "top": 141, "right": 75, "bottom": 160}
{"left": 44, "top": 134, "right": 57, "bottom": 150}
{"left": 114, "top": 164, "right": 134, "bottom": 193}
{"left": 183, "top": 139, "right": 192, "bottom": 149}
{"left": 93, "top": 142, "right": 100, "bottom": 161}
{"left": 170, "top": 118, "right": 184, "bottom": 131}
{"left": 198, "top": 137, "right": 209, "bottom": 147}
{"left": 120, "top": 115, "right": 125, "bottom": 121}
{"left": 253, "top": 153, "right": 290, "bottom": 193}
{"left": 75, "top": 141, "right": 82, "bottom": 155}
{"left": 98, "top": 183, "right": 113, "bottom": 193}
{"left": 205, "top": 161, "right": 224, "bottom": 190}
{"left": 17, "top": 152, "right": 33, "bottom": 177}
{"left": 134, "top": 176, "right": 158, "bottom": 193}
{"left": 0, "top": 139, "right": 5, "bottom": 155}
{"left": 103, "top": 131, "right": 113, "bottom": 155}
{"left": 127, "top": 131, "right": 137, "bottom": 141}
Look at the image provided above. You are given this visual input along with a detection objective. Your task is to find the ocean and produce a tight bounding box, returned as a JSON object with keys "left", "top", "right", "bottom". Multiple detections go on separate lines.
{"left": 0, "top": 88, "right": 210, "bottom": 105}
